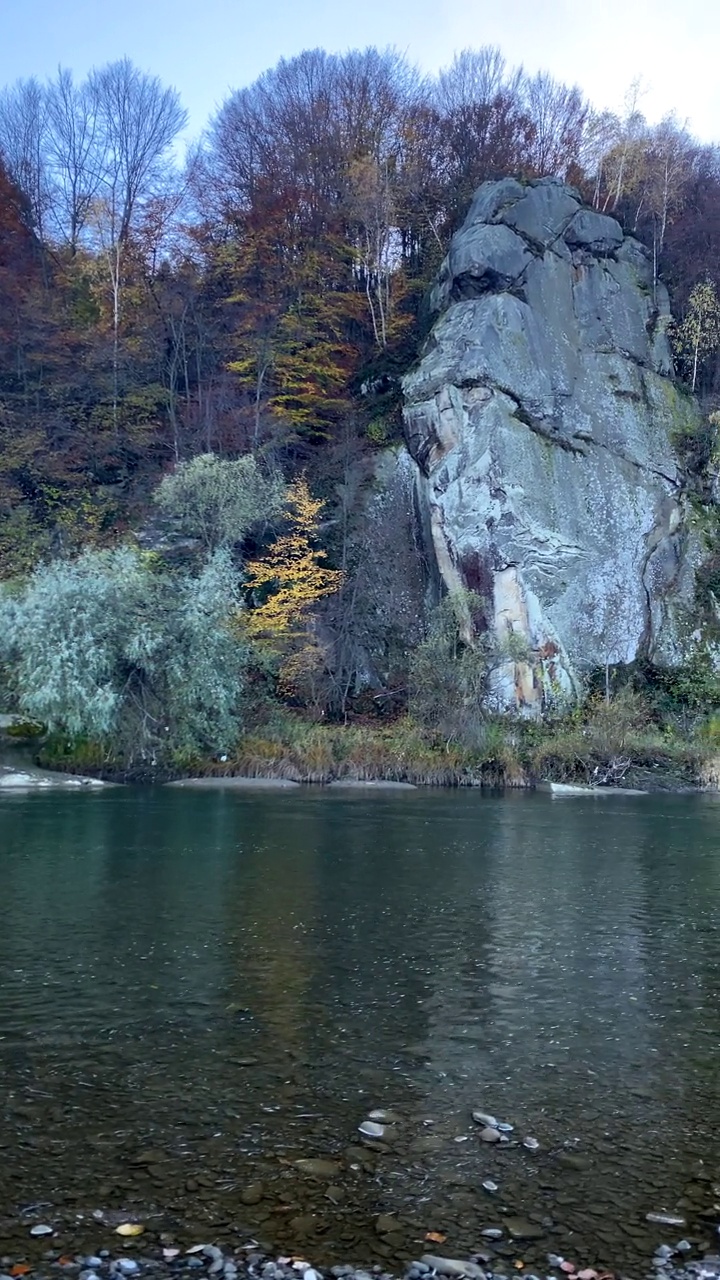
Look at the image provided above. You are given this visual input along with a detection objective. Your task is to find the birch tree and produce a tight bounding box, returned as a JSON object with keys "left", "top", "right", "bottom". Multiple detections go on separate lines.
{"left": 674, "top": 279, "right": 720, "bottom": 392}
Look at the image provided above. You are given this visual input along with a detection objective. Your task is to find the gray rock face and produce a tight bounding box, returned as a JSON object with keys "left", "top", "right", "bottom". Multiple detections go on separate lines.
{"left": 403, "top": 178, "right": 701, "bottom": 713}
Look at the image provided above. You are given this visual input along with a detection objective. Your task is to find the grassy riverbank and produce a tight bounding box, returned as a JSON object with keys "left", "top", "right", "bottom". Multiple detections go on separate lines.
{"left": 30, "top": 692, "right": 720, "bottom": 790}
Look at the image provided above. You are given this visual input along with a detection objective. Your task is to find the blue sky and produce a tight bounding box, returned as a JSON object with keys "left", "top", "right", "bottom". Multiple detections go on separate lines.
{"left": 1, "top": 0, "right": 719, "bottom": 143}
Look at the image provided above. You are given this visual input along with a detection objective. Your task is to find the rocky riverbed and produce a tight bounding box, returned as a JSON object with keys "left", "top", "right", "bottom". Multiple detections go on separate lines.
{"left": 2, "top": 1107, "right": 720, "bottom": 1280}
{"left": 2, "top": 1239, "right": 720, "bottom": 1280}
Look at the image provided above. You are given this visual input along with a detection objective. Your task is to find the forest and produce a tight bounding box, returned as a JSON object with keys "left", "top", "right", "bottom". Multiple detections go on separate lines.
{"left": 1, "top": 46, "right": 720, "bottom": 781}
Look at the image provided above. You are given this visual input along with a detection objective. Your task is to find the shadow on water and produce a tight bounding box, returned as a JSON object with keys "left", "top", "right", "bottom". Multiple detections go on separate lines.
{"left": 1, "top": 787, "right": 720, "bottom": 1269}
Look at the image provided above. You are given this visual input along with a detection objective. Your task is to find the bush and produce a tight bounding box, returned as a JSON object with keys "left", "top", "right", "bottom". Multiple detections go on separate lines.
{"left": 0, "top": 546, "right": 247, "bottom": 763}
{"left": 409, "top": 591, "right": 527, "bottom": 748}
{"left": 154, "top": 453, "right": 285, "bottom": 551}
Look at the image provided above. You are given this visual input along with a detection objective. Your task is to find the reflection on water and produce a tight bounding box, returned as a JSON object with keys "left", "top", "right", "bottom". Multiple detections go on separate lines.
{"left": 1, "top": 788, "right": 720, "bottom": 1269}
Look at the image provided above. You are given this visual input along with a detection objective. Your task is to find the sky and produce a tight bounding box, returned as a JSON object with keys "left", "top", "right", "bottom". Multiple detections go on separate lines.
{"left": 1, "top": 0, "right": 719, "bottom": 144}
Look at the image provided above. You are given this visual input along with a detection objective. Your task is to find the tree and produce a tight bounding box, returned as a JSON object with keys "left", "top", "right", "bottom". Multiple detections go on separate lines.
{"left": 347, "top": 155, "right": 397, "bottom": 349}
{"left": 85, "top": 60, "right": 186, "bottom": 427}
{"left": 45, "top": 68, "right": 106, "bottom": 252}
{"left": 673, "top": 279, "right": 720, "bottom": 392}
{"left": 521, "top": 71, "right": 588, "bottom": 176}
{"left": 154, "top": 452, "right": 285, "bottom": 551}
{"left": 0, "top": 78, "right": 49, "bottom": 239}
{"left": 89, "top": 59, "right": 186, "bottom": 246}
{"left": 244, "top": 477, "right": 343, "bottom": 643}
{"left": 430, "top": 48, "right": 530, "bottom": 232}
{"left": 0, "top": 546, "right": 246, "bottom": 761}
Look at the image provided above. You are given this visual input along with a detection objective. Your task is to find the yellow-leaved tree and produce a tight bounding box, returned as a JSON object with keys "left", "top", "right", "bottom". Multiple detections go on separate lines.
{"left": 243, "top": 478, "right": 343, "bottom": 701}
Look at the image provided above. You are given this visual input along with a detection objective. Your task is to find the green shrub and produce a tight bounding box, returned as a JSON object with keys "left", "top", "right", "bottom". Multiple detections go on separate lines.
{"left": 154, "top": 453, "right": 284, "bottom": 551}
{"left": 0, "top": 546, "right": 247, "bottom": 763}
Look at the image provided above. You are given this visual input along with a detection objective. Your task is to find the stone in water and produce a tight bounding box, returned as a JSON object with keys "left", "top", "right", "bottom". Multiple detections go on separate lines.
{"left": 359, "top": 1120, "right": 385, "bottom": 1138}
{"left": 479, "top": 1126, "right": 501, "bottom": 1143}
{"left": 472, "top": 1111, "right": 499, "bottom": 1127}
{"left": 30, "top": 1225, "right": 53, "bottom": 1237}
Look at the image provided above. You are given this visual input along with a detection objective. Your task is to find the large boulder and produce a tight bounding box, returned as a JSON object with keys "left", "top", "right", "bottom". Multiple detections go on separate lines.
{"left": 402, "top": 177, "right": 701, "bottom": 713}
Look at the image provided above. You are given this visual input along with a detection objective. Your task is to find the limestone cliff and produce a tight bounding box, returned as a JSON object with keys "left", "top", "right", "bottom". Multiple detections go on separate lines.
{"left": 402, "top": 177, "right": 702, "bottom": 713}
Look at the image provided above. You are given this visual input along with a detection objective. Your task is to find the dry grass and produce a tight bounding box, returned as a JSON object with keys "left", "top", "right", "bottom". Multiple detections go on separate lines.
{"left": 37, "top": 702, "right": 718, "bottom": 790}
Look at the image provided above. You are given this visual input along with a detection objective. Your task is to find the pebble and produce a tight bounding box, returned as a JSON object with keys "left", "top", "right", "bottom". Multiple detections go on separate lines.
{"left": 420, "top": 1259, "right": 485, "bottom": 1280}
{"left": 482, "top": 1180, "right": 499, "bottom": 1193}
{"left": 479, "top": 1127, "right": 502, "bottom": 1143}
{"left": 2, "top": 1236, "right": 711, "bottom": 1280}
{"left": 358, "top": 1121, "right": 385, "bottom": 1139}
{"left": 647, "top": 1215, "right": 687, "bottom": 1227}
{"left": 523, "top": 1137, "right": 540, "bottom": 1151}
{"left": 472, "top": 1112, "right": 499, "bottom": 1128}
{"left": 30, "top": 1226, "right": 54, "bottom": 1238}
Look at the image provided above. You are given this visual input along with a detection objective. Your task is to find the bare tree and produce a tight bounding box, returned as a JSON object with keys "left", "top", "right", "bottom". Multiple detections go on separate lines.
{"left": 82, "top": 60, "right": 186, "bottom": 428}
{"left": 90, "top": 58, "right": 187, "bottom": 245}
{"left": 347, "top": 156, "right": 396, "bottom": 347}
{"left": 45, "top": 68, "right": 107, "bottom": 252}
{"left": 434, "top": 46, "right": 511, "bottom": 115}
{"left": 521, "top": 71, "right": 589, "bottom": 175}
{"left": 429, "top": 47, "right": 530, "bottom": 230}
{"left": 602, "top": 80, "right": 647, "bottom": 212}
{"left": 206, "top": 46, "right": 418, "bottom": 228}
{"left": 0, "top": 78, "right": 50, "bottom": 238}
{"left": 644, "top": 117, "right": 694, "bottom": 256}
{"left": 580, "top": 109, "right": 622, "bottom": 208}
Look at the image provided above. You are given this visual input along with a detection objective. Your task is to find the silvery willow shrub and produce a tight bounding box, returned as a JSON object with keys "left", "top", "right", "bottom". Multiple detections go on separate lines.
{"left": 154, "top": 453, "right": 285, "bottom": 551}
{"left": 0, "top": 546, "right": 246, "bottom": 761}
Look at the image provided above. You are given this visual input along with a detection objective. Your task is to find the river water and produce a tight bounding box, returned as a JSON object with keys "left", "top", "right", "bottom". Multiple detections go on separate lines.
{"left": 1, "top": 786, "right": 719, "bottom": 1271}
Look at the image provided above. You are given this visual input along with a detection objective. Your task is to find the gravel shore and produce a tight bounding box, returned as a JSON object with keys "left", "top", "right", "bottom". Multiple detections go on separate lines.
{"left": 3, "top": 1242, "right": 720, "bottom": 1280}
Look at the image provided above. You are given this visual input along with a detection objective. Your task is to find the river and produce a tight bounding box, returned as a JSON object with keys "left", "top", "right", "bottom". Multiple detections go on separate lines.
{"left": 1, "top": 786, "right": 719, "bottom": 1271}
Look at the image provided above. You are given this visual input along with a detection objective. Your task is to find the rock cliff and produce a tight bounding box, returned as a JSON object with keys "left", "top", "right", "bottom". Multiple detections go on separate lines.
{"left": 402, "top": 177, "right": 702, "bottom": 713}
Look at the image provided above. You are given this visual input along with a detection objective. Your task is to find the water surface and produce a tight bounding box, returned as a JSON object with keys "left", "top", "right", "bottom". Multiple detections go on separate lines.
{"left": 1, "top": 787, "right": 719, "bottom": 1270}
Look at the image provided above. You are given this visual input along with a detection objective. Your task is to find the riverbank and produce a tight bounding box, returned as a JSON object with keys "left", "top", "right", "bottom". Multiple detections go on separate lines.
{"left": 3, "top": 1239, "right": 720, "bottom": 1280}
{"left": 27, "top": 711, "right": 719, "bottom": 792}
